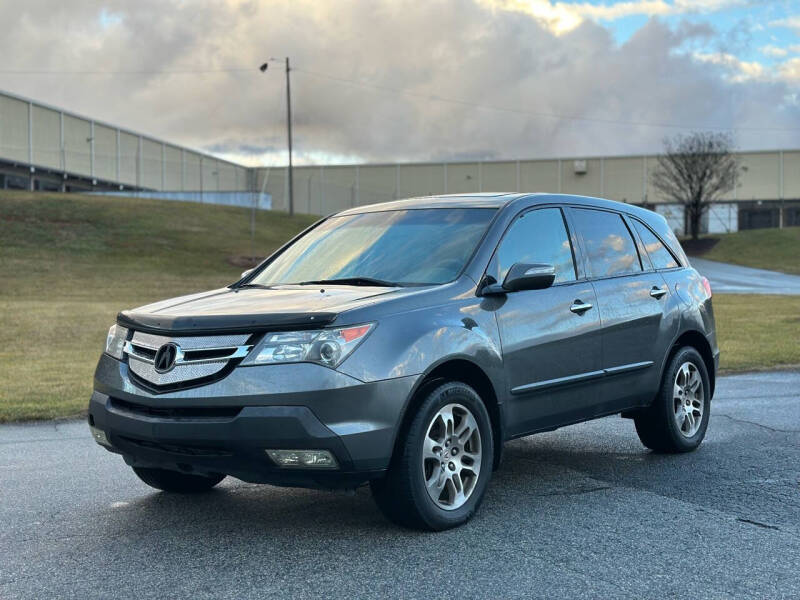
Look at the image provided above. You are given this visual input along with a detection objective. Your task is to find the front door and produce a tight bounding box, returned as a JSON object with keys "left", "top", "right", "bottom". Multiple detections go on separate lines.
{"left": 487, "top": 207, "right": 603, "bottom": 436}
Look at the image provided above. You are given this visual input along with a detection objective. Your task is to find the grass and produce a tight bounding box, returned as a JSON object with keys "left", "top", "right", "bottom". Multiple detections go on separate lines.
{"left": 0, "top": 191, "right": 317, "bottom": 422}
{"left": 688, "top": 227, "right": 800, "bottom": 275}
{"left": 0, "top": 191, "right": 798, "bottom": 421}
{"left": 714, "top": 294, "right": 800, "bottom": 373}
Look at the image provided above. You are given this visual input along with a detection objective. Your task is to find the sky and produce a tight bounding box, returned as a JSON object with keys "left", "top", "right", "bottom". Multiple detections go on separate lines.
{"left": 0, "top": 0, "right": 798, "bottom": 166}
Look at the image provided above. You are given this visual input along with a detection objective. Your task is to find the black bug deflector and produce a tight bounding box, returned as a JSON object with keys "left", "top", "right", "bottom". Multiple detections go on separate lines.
{"left": 117, "top": 310, "right": 337, "bottom": 335}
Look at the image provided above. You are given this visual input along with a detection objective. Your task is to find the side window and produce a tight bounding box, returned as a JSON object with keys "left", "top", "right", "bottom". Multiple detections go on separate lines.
{"left": 571, "top": 208, "right": 642, "bottom": 278}
{"left": 632, "top": 220, "right": 679, "bottom": 269}
{"left": 490, "top": 208, "right": 576, "bottom": 284}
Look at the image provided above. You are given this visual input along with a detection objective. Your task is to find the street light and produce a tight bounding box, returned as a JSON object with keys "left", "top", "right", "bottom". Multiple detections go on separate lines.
{"left": 260, "top": 57, "right": 294, "bottom": 216}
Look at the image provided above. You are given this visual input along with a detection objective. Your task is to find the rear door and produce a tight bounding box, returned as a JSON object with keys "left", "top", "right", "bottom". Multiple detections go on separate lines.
{"left": 568, "top": 207, "right": 674, "bottom": 411}
{"left": 488, "top": 206, "right": 603, "bottom": 436}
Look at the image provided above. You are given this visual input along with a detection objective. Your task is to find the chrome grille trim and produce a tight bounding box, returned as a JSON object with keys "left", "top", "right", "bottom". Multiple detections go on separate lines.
{"left": 124, "top": 341, "right": 252, "bottom": 366}
{"left": 129, "top": 332, "right": 251, "bottom": 350}
{"left": 125, "top": 332, "right": 252, "bottom": 387}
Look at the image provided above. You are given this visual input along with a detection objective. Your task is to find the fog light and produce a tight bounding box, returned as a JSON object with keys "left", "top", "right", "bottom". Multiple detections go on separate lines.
{"left": 89, "top": 426, "right": 112, "bottom": 448}
{"left": 266, "top": 449, "right": 338, "bottom": 469}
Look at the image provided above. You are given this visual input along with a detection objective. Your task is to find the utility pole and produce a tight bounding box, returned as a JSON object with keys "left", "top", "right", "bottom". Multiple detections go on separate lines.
{"left": 285, "top": 57, "right": 294, "bottom": 216}
{"left": 261, "top": 58, "right": 294, "bottom": 216}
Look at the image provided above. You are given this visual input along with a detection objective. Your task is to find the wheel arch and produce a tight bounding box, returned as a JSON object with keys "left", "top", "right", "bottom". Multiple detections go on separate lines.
{"left": 662, "top": 330, "right": 716, "bottom": 399}
{"left": 392, "top": 357, "right": 505, "bottom": 471}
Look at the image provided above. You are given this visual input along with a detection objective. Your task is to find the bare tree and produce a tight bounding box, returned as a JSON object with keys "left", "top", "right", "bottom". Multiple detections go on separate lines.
{"left": 651, "top": 132, "right": 741, "bottom": 240}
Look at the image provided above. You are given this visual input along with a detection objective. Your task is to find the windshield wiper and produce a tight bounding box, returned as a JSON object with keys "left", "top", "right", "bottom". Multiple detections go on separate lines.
{"left": 234, "top": 283, "right": 271, "bottom": 289}
{"left": 296, "top": 277, "right": 403, "bottom": 287}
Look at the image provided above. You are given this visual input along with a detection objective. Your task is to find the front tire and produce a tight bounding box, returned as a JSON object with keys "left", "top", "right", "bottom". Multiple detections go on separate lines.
{"left": 634, "top": 346, "right": 711, "bottom": 453}
{"left": 132, "top": 467, "right": 225, "bottom": 493}
{"left": 371, "top": 381, "right": 494, "bottom": 531}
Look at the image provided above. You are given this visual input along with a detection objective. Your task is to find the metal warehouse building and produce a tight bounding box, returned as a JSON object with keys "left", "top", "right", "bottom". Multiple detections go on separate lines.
{"left": 0, "top": 89, "right": 249, "bottom": 195}
{"left": 255, "top": 151, "right": 800, "bottom": 233}
{"left": 2, "top": 88, "right": 798, "bottom": 233}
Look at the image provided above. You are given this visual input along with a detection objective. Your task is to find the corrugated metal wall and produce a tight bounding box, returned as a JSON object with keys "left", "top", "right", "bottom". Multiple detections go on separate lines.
{"left": 0, "top": 89, "right": 249, "bottom": 191}
{"left": 257, "top": 151, "right": 800, "bottom": 215}
{"left": 0, "top": 94, "right": 29, "bottom": 163}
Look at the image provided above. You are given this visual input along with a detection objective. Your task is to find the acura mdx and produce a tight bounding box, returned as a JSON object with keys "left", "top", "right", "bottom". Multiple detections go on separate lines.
{"left": 90, "top": 193, "right": 718, "bottom": 530}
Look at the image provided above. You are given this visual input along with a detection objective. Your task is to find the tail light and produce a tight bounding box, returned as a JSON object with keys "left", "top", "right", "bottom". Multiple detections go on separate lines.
{"left": 701, "top": 277, "right": 712, "bottom": 298}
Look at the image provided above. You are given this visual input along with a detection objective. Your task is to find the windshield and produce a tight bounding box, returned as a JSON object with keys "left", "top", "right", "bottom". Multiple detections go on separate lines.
{"left": 250, "top": 208, "right": 496, "bottom": 287}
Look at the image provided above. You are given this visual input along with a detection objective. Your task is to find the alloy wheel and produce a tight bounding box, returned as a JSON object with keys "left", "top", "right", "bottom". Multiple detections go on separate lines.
{"left": 421, "top": 403, "right": 482, "bottom": 511}
{"left": 673, "top": 361, "right": 704, "bottom": 438}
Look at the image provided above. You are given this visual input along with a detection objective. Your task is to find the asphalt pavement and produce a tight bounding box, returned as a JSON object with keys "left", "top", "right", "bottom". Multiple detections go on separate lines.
{"left": 690, "top": 257, "right": 800, "bottom": 294}
{"left": 2, "top": 371, "right": 799, "bottom": 599}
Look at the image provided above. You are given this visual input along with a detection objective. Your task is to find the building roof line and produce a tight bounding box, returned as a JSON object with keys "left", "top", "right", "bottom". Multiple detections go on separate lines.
{"left": 0, "top": 88, "right": 246, "bottom": 170}
{"left": 254, "top": 147, "right": 800, "bottom": 171}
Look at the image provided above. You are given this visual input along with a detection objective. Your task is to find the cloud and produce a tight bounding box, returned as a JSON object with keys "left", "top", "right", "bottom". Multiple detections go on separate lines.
{"left": 694, "top": 49, "right": 800, "bottom": 84}
{"left": 770, "top": 16, "right": 800, "bottom": 32}
{"left": 760, "top": 45, "right": 788, "bottom": 58}
{"left": 481, "top": 0, "right": 744, "bottom": 34}
{"left": 693, "top": 51, "right": 767, "bottom": 81}
{"left": 777, "top": 57, "right": 800, "bottom": 82}
{"left": 0, "top": 0, "right": 797, "bottom": 166}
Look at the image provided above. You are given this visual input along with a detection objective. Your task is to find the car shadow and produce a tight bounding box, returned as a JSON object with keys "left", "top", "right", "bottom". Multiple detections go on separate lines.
{"left": 111, "top": 419, "right": 736, "bottom": 540}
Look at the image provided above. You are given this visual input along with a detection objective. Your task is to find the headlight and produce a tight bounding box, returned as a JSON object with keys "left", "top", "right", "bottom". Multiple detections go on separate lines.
{"left": 242, "top": 323, "right": 374, "bottom": 368}
{"left": 105, "top": 324, "right": 129, "bottom": 359}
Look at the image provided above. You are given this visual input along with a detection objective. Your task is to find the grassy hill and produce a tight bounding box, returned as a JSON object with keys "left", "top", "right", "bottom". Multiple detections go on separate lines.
{"left": 685, "top": 226, "right": 800, "bottom": 275}
{"left": 0, "top": 191, "right": 317, "bottom": 421}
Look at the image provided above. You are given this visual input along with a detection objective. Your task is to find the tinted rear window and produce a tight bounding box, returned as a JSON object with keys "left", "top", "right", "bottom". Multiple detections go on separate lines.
{"left": 632, "top": 220, "right": 679, "bottom": 270}
{"left": 571, "top": 208, "right": 642, "bottom": 278}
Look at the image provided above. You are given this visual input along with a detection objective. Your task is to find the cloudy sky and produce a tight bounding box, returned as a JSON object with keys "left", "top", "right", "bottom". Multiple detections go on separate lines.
{"left": 1, "top": 0, "right": 798, "bottom": 166}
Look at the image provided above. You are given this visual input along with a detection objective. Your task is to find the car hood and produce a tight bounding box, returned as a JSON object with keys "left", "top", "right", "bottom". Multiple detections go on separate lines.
{"left": 117, "top": 285, "right": 408, "bottom": 334}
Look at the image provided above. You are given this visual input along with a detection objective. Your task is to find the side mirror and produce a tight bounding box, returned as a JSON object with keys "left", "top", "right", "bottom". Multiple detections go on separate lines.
{"left": 502, "top": 263, "right": 556, "bottom": 292}
{"left": 241, "top": 268, "right": 254, "bottom": 279}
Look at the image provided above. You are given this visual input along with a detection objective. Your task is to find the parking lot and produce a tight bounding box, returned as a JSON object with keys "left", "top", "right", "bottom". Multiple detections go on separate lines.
{"left": 2, "top": 370, "right": 799, "bottom": 599}
{"left": 690, "top": 257, "right": 800, "bottom": 295}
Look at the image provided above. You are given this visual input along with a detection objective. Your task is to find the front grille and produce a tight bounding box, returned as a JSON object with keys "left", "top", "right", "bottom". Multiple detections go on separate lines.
{"left": 124, "top": 331, "right": 253, "bottom": 388}
{"left": 118, "top": 436, "right": 233, "bottom": 457}
{"left": 110, "top": 397, "right": 242, "bottom": 420}
{"left": 183, "top": 348, "right": 241, "bottom": 361}
{"left": 129, "top": 343, "right": 156, "bottom": 360}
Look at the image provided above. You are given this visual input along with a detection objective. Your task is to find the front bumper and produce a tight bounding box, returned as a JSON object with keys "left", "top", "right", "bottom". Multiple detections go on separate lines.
{"left": 90, "top": 354, "right": 418, "bottom": 489}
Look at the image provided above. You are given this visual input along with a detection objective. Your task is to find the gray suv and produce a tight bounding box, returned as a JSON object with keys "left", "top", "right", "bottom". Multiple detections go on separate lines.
{"left": 90, "top": 193, "right": 718, "bottom": 530}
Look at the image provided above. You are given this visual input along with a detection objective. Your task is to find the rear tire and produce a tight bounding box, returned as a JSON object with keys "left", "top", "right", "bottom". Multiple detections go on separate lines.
{"left": 132, "top": 467, "right": 225, "bottom": 493}
{"left": 370, "top": 381, "right": 494, "bottom": 531}
{"left": 634, "top": 346, "right": 711, "bottom": 453}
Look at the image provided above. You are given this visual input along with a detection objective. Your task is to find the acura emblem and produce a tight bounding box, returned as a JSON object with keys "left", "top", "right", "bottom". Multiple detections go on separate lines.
{"left": 154, "top": 343, "right": 180, "bottom": 373}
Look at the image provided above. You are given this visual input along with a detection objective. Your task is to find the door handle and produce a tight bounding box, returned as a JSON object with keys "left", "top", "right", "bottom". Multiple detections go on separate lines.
{"left": 649, "top": 286, "right": 667, "bottom": 299}
{"left": 570, "top": 300, "right": 593, "bottom": 314}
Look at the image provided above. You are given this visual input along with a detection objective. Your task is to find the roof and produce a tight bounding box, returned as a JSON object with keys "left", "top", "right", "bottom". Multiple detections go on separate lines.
{"left": 335, "top": 192, "right": 661, "bottom": 217}
{"left": 336, "top": 193, "right": 525, "bottom": 215}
